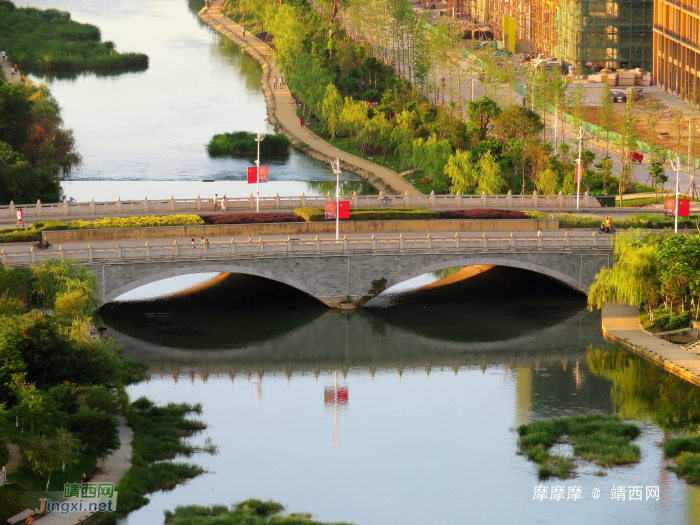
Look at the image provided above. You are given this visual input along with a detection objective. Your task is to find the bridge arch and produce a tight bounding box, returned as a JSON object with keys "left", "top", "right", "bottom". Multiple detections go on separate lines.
{"left": 103, "top": 264, "right": 324, "bottom": 303}
{"left": 384, "top": 257, "right": 585, "bottom": 293}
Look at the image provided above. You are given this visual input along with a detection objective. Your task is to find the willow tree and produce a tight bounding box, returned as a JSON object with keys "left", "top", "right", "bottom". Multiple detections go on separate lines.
{"left": 360, "top": 113, "right": 392, "bottom": 154}
{"left": 588, "top": 231, "right": 663, "bottom": 323}
{"left": 390, "top": 110, "right": 417, "bottom": 169}
{"left": 411, "top": 134, "right": 452, "bottom": 191}
{"left": 321, "top": 83, "right": 344, "bottom": 140}
{"left": 445, "top": 149, "right": 477, "bottom": 193}
{"left": 476, "top": 151, "right": 504, "bottom": 194}
{"left": 338, "top": 97, "right": 369, "bottom": 143}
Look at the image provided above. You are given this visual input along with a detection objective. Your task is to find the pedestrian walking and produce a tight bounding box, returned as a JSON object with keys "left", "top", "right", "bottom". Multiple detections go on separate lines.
{"left": 1, "top": 50, "right": 5, "bottom": 62}
{"left": 273, "top": 76, "right": 277, "bottom": 89}
{"left": 16, "top": 208, "right": 23, "bottom": 226}
{"left": 280, "top": 75, "right": 284, "bottom": 88}
{"left": 242, "top": 25, "right": 246, "bottom": 36}
{"left": 200, "top": 237, "right": 205, "bottom": 246}
{"left": 220, "top": 195, "right": 226, "bottom": 212}
{"left": 10, "top": 66, "right": 14, "bottom": 79}
{"left": 205, "top": 238, "right": 210, "bottom": 245}
{"left": 191, "top": 239, "right": 195, "bottom": 247}
{"left": 300, "top": 116, "right": 304, "bottom": 128}
{"left": 213, "top": 193, "right": 220, "bottom": 211}
{"left": 247, "top": 234, "right": 251, "bottom": 243}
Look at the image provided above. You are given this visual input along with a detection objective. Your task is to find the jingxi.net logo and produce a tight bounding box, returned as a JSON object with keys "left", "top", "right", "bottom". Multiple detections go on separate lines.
{"left": 36, "top": 483, "right": 118, "bottom": 515}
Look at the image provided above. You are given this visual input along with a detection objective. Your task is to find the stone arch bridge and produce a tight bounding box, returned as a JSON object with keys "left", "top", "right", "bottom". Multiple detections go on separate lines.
{"left": 80, "top": 235, "right": 613, "bottom": 306}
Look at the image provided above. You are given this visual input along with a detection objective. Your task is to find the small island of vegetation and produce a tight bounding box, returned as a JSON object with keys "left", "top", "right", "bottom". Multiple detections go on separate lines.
{"left": 0, "top": 0, "right": 148, "bottom": 71}
{"left": 207, "top": 131, "right": 291, "bottom": 156}
{"left": 517, "top": 414, "right": 641, "bottom": 479}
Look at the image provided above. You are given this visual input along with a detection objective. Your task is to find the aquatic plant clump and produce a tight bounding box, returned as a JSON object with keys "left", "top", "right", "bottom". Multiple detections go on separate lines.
{"left": 517, "top": 414, "right": 641, "bottom": 479}
{"left": 164, "top": 499, "right": 354, "bottom": 525}
{"left": 0, "top": 1, "right": 148, "bottom": 71}
{"left": 664, "top": 435, "right": 700, "bottom": 484}
{"left": 207, "top": 131, "right": 291, "bottom": 156}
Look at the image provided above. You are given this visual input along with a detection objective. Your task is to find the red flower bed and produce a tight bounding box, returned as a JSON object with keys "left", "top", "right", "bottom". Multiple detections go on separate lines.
{"left": 438, "top": 209, "right": 529, "bottom": 220}
{"left": 200, "top": 213, "right": 305, "bottom": 224}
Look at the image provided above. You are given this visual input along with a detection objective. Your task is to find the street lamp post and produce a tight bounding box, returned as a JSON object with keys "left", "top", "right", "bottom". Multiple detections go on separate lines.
{"left": 670, "top": 157, "right": 681, "bottom": 234}
{"left": 331, "top": 158, "right": 342, "bottom": 240}
{"left": 576, "top": 126, "right": 587, "bottom": 211}
{"left": 254, "top": 128, "right": 265, "bottom": 213}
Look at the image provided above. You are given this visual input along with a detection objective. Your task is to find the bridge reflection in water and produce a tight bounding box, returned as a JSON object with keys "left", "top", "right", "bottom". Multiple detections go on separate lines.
{"left": 102, "top": 265, "right": 601, "bottom": 385}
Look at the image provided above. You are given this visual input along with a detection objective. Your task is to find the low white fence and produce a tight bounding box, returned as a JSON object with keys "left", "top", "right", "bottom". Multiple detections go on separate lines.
{"left": 2, "top": 191, "right": 601, "bottom": 219}
{"left": 2, "top": 232, "right": 613, "bottom": 266}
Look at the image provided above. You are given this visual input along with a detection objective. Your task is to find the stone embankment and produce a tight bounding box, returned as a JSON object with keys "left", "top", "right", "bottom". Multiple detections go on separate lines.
{"left": 601, "top": 303, "right": 700, "bottom": 388}
{"left": 197, "top": 0, "right": 418, "bottom": 195}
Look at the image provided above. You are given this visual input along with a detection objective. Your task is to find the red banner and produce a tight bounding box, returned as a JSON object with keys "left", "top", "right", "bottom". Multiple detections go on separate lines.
{"left": 574, "top": 166, "right": 583, "bottom": 183}
{"left": 247, "top": 166, "right": 268, "bottom": 183}
{"left": 324, "top": 201, "right": 350, "bottom": 219}
{"left": 665, "top": 198, "right": 690, "bottom": 217}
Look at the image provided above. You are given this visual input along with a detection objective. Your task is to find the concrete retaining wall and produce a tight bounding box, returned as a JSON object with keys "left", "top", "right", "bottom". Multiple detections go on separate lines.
{"left": 43, "top": 219, "right": 559, "bottom": 243}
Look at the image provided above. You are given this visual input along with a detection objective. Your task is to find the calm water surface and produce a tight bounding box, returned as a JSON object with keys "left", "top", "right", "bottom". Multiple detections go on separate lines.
{"left": 16, "top": 0, "right": 374, "bottom": 196}
{"left": 100, "top": 269, "right": 700, "bottom": 525}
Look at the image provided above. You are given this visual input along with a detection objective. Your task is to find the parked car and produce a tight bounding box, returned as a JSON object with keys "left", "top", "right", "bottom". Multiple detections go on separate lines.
{"left": 628, "top": 151, "right": 643, "bottom": 164}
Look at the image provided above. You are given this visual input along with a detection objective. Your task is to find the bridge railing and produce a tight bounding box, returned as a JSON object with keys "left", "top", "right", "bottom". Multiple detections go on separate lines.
{"left": 0, "top": 191, "right": 601, "bottom": 219}
{"left": 0, "top": 232, "right": 614, "bottom": 267}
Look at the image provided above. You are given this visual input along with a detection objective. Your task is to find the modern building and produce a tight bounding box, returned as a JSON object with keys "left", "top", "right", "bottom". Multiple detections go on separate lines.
{"left": 451, "top": 0, "right": 653, "bottom": 71}
{"left": 653, "top": 0, "right": 700, "bottom": 98}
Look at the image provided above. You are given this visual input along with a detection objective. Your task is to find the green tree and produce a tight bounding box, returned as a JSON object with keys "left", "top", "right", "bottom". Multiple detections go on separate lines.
{"left": 68, "top": 408, "right": 119, "bottom": 457}
{"left": 320, "top": 83, "right": 344, "bottom": 140}
{"left": 598, "top": 78, "right": 615, "bottom": 156}
{"left": 24, "top": 429, "right": 81, "bottom": 491}
{"left": 536, "top": 167, "right": 560, "bottom": 195}
{"left": 649, "top": 157, "right": 668, "bottom": 202}
{"left": 588, "top": 231, "right": 662, "bottom": 323}
{"left": 411, "top": 134, "right": 452, "bottom": 191}
{"left": 445, "top": 149, "right": 477, "bottom": 193}
{"left": 476, "top": 150, "right": 504, "bottom": 194}
{"left": 466, "top": 97, "right": 501, "bottom": 141}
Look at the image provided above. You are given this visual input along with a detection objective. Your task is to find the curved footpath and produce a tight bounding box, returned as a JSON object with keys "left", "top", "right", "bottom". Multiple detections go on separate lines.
{"left": 33, "top": 418, "right": 132, "bottom": 525}
{"left": 1, "top": 59, "right": 21, "bottom": 85}
{"left": 3, "top": 441, "right": 22, "bottom": 473}
{"left": 601, "top": 303, "right": 700, "bottom": 387}
{"left": 198, "top": 0, "right": 419, "bottom": 196}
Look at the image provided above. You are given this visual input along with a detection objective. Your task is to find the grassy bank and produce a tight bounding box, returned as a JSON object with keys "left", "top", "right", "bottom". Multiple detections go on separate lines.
{"left": 0, "top": 1, "right": 148, "bottom": 71}
{"left": 207, "top": 131, "right": 291, "bottom": 156}
{"left": 525, "top": 211, "right": 700, "bottom": 230}
{"left": 517, "top": 414, "right": 641, "bottom": 479}
{"left": 664, "top": 436, "right": 700, "bottom": 484}
{"left": 164, "top": 499, "right": 353, "bottom": 525}
{"left": 113, "top": 398, "right": 214, "bottom": 517}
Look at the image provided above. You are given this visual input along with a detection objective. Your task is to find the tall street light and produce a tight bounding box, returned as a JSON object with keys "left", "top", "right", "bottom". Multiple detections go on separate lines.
{"left": 670, "top": 157, "right": 681, "bottom": 234}
{"left": 576, "top": 126, "right": 588, "bottom": 211}
{"left": 331, "top": 158, "right": 342, "bottom": 240}
{"left": 254, "top": 128, "right": 265, "bottom": 213}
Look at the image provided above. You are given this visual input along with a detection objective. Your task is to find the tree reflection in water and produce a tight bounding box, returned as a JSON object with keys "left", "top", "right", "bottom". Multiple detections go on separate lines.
{"left": 588, "top": 347, "right": 700, "bottom": 432}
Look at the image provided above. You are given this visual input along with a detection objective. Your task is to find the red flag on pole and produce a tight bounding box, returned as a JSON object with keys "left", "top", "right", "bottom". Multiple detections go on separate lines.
{"left": 665, "top": 198, "right": 690, "bottom": 217}
{"left": 574, "top": 166, "right": 583, "bottom": 183}
{"left": 247, "top": 166, "right": 268, "bottom": 183}
{"left": 339, "top": 201, "right": 350, "bottom": 219}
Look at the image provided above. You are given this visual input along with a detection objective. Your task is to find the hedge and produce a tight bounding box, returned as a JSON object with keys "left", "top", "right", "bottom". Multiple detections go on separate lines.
{"left": 200, "top": 213, "right": 304, "bottom": 224}
{"left": 439, "top": 209, "right": 529, "bottom": 220}
{"left": 525, "top": 212, "right": 700, "bottom": 229}
{"left": 294, "top": 207, "right": 439, "bottom": 221}
{"left": 66, "top": 215, "right": 204, "bottom": 229}
{"left": 0, "top": 220, "right": 69, "bottom": 244}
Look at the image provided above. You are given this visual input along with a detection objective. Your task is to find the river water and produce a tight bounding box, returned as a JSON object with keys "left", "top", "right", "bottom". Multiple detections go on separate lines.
{"left": 100, "top": 268, "right": 700, "bottom": 525}
{"left": 16, "top": 0, "right": 375, "bottom": 198}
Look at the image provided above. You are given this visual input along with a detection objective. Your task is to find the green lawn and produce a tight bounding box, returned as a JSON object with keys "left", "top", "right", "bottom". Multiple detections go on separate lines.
{"left": 402, "top": 171, "right": 433, "bottom": 194}
{"left": 0, "top": 456, "right": 96, "bottom": 522}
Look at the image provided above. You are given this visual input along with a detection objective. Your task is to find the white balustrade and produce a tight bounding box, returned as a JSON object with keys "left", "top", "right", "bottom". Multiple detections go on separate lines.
{"left": 0, "top": 192, "right": 601, "bottom": 219}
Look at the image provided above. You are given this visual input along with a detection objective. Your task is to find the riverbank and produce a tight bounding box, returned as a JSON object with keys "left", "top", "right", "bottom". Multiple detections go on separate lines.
{"left": 601, "top": 303, "right": 700, "bottom": 388}
{"left": 197, "top": 0, "right": 418, "bottom": 196}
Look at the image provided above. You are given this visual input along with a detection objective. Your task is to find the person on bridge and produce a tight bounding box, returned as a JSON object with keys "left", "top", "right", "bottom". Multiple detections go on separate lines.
{"left": 191, "top": 239, "right": 195, "bottom": 247}
{"left": 220, "top": 195, "right": 226, "bottom": 211}
{"left": 273, "top": 76, "right": 278, "bottom": 89}
{"left": 16, "top": 208, "right": 23, "bottom": 226}
{"left": 242, "top": 25, "right": 246, "bottom": 36}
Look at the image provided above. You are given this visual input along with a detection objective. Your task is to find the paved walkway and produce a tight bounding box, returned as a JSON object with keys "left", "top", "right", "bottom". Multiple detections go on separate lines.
{"left": 1, "top": 57, "right": 20, "bottom": 85}
{"left": 3, "top": 441, "right": 22, "bottom": 473}
{"left": 198, "top": 0, "right": 419, "bottom": 196}
{"left": 601, "top": 303, "right": 700, "bottom": 388}
{"left": 34, "top": 417, "right": 132, "bottom": 525}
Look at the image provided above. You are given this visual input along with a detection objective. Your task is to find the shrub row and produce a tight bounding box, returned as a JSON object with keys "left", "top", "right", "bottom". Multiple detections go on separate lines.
{"left": 200, "top": 213, "right": 304, "bottom": 224}
{"left": 294, "top": 207, "right": 439, "bottom": 221}
{"left": 66, "top": 215, "right": 204, "bottom": 229}
{"left": 439, "top": 209, "right": 529, "bottom": 220}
